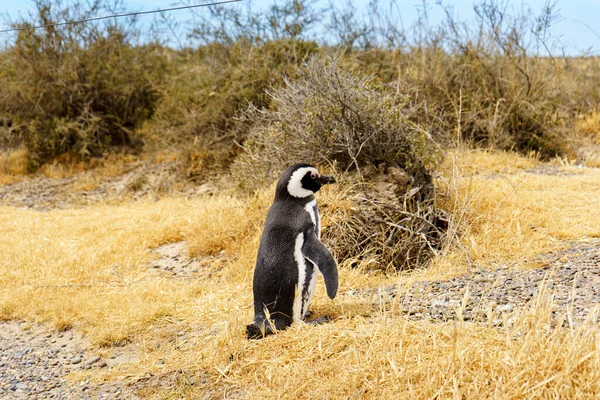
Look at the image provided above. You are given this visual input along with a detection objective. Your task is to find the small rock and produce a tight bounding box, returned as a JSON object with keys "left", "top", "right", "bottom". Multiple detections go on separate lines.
{"left": 85, "top": 355, "right": 101, "bottom": 366}
{"left": 70, "top": 356, "right": 82, "bottom": 365}
{"left": 497, "top": 304, "right": 513, "bottom": 313}
{"left": 15, "top": 383, "right": 27, "bottom": 390}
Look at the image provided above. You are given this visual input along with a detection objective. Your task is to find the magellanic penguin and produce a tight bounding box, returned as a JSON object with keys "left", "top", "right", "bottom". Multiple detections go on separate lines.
{"left": 246, "top": 163, "right": 338, "bottom": 339}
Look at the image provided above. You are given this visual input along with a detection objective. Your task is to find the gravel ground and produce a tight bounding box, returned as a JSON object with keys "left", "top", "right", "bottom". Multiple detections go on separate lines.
{"left": 0, "top": 322, "right": 139, "bottom": 400}
{"left": 350, "top": 239, "right": 600, "bottom": 327}
{"left": 0, "top": 161, "right": 216, "bottom": 211}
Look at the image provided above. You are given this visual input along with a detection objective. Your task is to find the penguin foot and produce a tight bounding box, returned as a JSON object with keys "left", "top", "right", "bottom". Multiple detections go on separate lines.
{"left": 246, "top": 321, "right": 269, "bottom": 339}
{"left": 246, "top": 318, "right": 288, "bottom": 339}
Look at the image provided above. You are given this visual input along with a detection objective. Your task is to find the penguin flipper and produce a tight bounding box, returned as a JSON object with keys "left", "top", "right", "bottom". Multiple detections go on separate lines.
{"left": 303, "top": 232, "right": 338, "bottom": 299}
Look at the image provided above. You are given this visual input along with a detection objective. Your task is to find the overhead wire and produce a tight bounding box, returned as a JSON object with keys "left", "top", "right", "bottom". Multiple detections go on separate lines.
{"left": 0, "top": 0, "right": 243, "bottom": 33}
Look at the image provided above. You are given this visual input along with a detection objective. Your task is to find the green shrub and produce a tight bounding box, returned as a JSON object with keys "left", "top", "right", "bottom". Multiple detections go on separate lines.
{"left": 0, "top": 0, "right": 167, "bottom": 165}
{"left": 146, "top": 39, "right": 319, "bottom": 149}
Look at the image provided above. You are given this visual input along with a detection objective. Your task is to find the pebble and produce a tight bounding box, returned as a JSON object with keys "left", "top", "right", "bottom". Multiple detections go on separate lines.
{"left": 85, "top": 355, "right": 101, "bottom": 366}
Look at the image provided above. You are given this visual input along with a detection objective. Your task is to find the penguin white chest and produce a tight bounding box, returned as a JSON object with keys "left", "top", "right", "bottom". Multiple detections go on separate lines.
{"left": 292, "top": 232, "right": 319, "bottom": 321}
{"left": 291, "top": 200, "right": 322, "bottom": 321}
{"left": 304, "top": 199, "right": 321, "bottom": 237}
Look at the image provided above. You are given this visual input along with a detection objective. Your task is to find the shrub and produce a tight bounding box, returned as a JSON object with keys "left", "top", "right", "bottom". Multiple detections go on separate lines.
{"left": 235, "top": 57, "right": 442, "bottom": 186}
{"left": 0, "top": 0, "right": 167, "bottom": 165}
{"left": 234, "top": 58, "right": 447, "bottom": 270}
{"left": 146, "top": 38, "right": 319, "bottom": 149}
{"left": 326, "top": 0, "right": 571, "bottom": 158}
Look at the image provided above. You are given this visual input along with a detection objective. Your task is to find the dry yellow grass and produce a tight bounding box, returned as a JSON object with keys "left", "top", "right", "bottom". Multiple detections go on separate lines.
{"left": 1, "top": 149, "right": 600, "bottom": 398}
{"left": 39, "top": 152, "right": 138, "bottom": 180}
{"left": 0, "top": 147, "right": 29, "bottom": 184}
{"left": 576, "top": 111, "right": 600, "bottom": 144}
{"left": 431, "top": 149, "right": 600, "bottom": 277}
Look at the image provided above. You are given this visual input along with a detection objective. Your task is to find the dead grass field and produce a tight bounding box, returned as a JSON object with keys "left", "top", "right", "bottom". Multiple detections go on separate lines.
{"left": 1, "top": 150, "right": 600, "bottom": 398}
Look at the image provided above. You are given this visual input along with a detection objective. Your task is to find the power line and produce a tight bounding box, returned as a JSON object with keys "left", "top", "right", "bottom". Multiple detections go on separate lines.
{"left": 0, "top": 0, "right": 243, "bottom": 34}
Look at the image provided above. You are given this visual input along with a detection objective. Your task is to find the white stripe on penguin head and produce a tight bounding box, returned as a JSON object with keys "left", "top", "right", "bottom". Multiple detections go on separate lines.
{"left": 287, "top": 167, "right": 318, "bottom": 198}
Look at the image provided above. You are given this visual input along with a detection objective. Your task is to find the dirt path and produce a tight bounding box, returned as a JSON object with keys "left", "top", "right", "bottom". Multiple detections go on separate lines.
{"left": 0, "top": 161, "right": 216, "bottom": 210}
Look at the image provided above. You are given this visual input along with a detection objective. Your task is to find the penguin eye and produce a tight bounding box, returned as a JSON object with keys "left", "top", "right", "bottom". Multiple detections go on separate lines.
{"left": 311, "top": 173, "right": 317, "bottom": 180}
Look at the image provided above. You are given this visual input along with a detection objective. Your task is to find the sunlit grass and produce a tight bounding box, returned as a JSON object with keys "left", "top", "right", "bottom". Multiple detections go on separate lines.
{"left": 1, "top": 149, "right": 600, "bottom": 398}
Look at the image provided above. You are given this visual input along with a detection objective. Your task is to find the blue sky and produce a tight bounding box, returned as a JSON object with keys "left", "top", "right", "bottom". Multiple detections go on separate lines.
{"left": 1, "top": 0, "right": 599, "bottom": 55}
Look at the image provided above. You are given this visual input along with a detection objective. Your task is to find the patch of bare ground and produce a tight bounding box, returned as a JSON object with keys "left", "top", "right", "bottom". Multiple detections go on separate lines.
{"left": 148, "top": 241, "right": 222, "bottom": 278}
{"left": 351, "top": 239, "right": 600, "bottom": 328}
{"left": 0, "top": 160, "right": 219, "bottom": 211}
{"left": 0, "top": 321, "right": 140, "bottom": 399}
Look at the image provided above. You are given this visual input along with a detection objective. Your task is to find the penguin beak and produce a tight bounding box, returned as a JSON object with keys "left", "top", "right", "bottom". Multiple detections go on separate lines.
{"left": 318, "top": 175, "right": 336, "bottom": 185}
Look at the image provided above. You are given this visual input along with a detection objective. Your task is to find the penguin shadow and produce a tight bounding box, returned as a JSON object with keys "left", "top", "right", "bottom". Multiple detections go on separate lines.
{"left": 326, "top": 286, "right": 404, "bottom": 323}
{"left": 246, "top": 310, "right": 332, "bottom": 340}
{"left": 299, "top": 300, "right": 387, "bottom": 333}
{"left": 307, "top": 298, "right": 385, "bottom": 327}
{"left": 246, "top": 299, "right": 389, "bottom": 339}
{"left": 329, "top": 300, "right": 384, "bottom": 320}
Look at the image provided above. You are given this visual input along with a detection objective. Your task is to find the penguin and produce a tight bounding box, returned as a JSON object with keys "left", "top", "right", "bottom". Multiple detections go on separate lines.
{"left": 246, "top": 163, "right": 338, "bottom": 339}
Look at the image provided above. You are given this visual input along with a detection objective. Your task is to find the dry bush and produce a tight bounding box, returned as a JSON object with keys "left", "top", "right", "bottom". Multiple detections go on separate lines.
{"left": 142, "top": 0, "right": 322, "bottom": 174}
{"left": 0, "top": 147, "right": 30, "bottom": 185}
{"left": 235, "top": 58, "right": 447, "bottom": 270}
{"left": 322, "top": 169, "right": 448, "bottom": 272}
{"left": 235, "top": 58, "right": 441, "bottom": 186}
{"left": 562, "top": 57, "right": 600, "bottom": 112}
{"left": 145, "top": 39, "right": 318, "bottom": 152}
{"left": 404, "top": 48, "right": 565, "bottom": 157}
{"left": 0, "top": 0, "right": 166, "bottom": 166}
{"left": 576, "top": 111, "right": 600, "bottom": 144}
{"left": 329, "top": 0, "right": 575, "bottom": 158}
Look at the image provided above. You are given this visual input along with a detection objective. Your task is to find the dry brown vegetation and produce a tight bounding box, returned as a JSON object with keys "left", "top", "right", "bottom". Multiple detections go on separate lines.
{"left": 2, "top": 150, "right": 600, "bottom": 398}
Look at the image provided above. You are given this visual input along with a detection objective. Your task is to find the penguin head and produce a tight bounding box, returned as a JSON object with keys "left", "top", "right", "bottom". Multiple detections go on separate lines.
{"left": 276, "top": 163, "right": 336, "bottom": 199}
